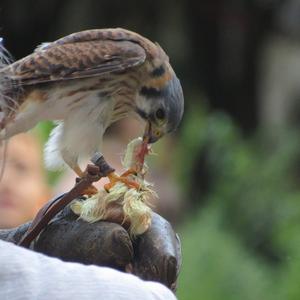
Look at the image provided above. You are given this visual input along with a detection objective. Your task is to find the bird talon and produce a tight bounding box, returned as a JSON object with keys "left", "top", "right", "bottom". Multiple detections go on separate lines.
{"left": 104, "top": 171, "right": 140, "bottom": 192}
{"left": 120, "top": 168, "right": 138, "bottom": 177}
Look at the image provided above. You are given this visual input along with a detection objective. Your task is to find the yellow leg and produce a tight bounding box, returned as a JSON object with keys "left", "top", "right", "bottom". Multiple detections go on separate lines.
{"left": 120, "top": 168, "right": 137, "bottom": 177}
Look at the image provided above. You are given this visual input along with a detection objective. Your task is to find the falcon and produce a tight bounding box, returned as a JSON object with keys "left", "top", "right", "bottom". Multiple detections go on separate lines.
{"left": 0, "top": 28, "right": 184, "bottom": 189}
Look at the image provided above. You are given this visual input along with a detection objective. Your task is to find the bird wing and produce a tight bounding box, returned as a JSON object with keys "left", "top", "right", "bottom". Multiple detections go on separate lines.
{"left": 8, "top": 29, "right": 148, "bottom": 86}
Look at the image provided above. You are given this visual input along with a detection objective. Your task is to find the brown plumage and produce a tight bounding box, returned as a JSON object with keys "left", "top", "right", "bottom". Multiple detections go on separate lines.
{"left": 0, "top": 28, "right": 184, "bottom": 179}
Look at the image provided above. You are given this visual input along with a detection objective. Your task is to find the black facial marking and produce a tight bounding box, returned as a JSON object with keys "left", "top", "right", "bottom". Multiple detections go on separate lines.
{"left": 136, "top": 107, "right": 148, "bottom": 120}
{"left": 151, "top": 65, "right": 165, "bottom": 77}
{"left": 140, "top": 86, "right": 162, "bottom": 98}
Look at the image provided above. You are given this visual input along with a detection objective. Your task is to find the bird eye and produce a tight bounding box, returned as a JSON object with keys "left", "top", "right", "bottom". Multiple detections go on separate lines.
{"left": 155, "top": 108, "right": 165, "bottom": 120}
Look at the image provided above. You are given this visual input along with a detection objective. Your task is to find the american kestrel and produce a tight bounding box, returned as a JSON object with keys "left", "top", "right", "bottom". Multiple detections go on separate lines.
{"left": 0, "top": 28, "right": 184, "bottom": 188}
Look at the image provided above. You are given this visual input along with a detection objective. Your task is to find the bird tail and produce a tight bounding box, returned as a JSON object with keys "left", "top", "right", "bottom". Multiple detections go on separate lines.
{"left": 0, "top": 38, "right": 18, "bottom": 182}
{"left": 0, "top": 38, "right": 19, "bottom": 126}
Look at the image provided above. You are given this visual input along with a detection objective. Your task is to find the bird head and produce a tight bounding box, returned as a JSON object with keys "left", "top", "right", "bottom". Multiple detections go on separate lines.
{"left": 135, "top": 72, "right": 184, "bottom": 143}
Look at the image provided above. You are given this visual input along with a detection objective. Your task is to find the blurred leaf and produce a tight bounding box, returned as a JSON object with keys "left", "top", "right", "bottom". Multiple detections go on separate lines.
{"left": 178, "top": 205, "right": 272, "bottom": 300}
{"left": 177, "top": 109, "right": 300, "bottom": 299}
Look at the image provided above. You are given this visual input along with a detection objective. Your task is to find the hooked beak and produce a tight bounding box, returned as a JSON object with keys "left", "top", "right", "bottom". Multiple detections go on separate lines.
{"left": 143, "top": 121, "right": 164, "bottom": 144}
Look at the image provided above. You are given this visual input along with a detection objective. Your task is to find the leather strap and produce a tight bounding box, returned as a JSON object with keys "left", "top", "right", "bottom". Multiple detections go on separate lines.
{"left": 18, "top": 153, "right": 114, "bottom": 248}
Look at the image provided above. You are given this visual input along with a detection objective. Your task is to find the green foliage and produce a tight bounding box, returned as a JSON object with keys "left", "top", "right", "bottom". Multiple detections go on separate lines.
{"left": 177, "top": 106, "right": 300, "bottom": 299}
{"left": 178, "top": 206, "right": 272, "bottom": 300}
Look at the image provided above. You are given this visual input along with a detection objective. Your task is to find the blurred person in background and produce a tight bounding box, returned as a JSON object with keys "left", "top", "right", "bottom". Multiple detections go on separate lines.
{"left": 0, "top": 133, "right": 51, "bottom": 229}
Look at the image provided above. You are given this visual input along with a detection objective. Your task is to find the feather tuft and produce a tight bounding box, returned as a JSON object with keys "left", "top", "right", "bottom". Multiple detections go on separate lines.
{"left": 44, "top": 122, "right": 67, "bottom": 170}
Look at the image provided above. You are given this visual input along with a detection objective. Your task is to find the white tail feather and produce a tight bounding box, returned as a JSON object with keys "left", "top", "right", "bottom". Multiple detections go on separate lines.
{"left": 44, "top": 122, "right": 66, "bottom": 170}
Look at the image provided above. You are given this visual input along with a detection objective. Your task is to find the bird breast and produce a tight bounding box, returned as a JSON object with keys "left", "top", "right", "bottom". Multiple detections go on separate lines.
{"left": 63, "top": 95, "right": 114, "bottom": 152}
{"left": 43, "top": 81, "right": 117, "bottom": 170}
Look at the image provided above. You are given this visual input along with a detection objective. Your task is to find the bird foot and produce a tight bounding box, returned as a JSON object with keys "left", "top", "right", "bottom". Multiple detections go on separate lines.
{"left": 120, "top": 168, "right": 138, "bottom": 177}
{"left": 104, "top": 170, "right": 140, "bottom": 192}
